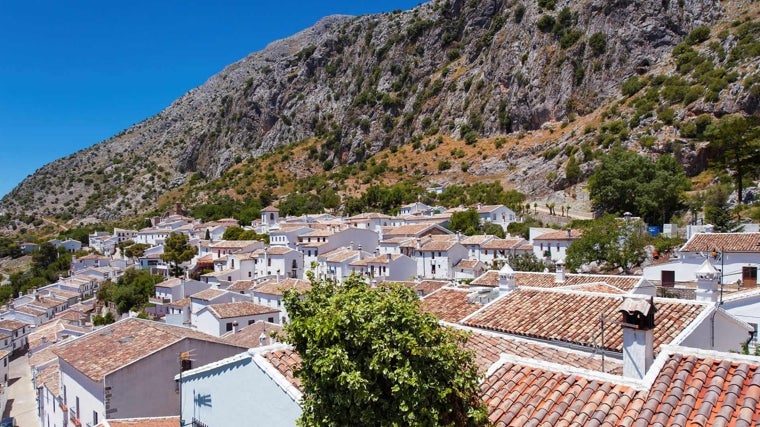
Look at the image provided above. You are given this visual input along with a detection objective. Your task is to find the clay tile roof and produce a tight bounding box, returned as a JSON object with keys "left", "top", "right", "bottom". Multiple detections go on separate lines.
{"left": 420, "top": 287, "right": 483, "bottom": 323}
{"left": 381, "top": 280, "right": 449, "bottom": 297}
{"left": 515, "top": 272, "right": 642, "bottom": 291}
{"left": 461, "top": 235, "right": 494, "bottom": 245}
{"left": 454, "top": 259, "right": 481, "bottom": 269}
{"left": 28, "top": 296, "right": 68, "bottom": 309}
{"left": 532, "top": 229, "right": 583, "bottom": 240}
{"left": 362, "top": 253, "right": 403, "bottom": 265}
{"left": 419, "top": 239, "right": 458, "bottom": 251}
{"left": 470, "top": 271, "right": 500, "bottom": 287}
{"left": 481, "top": 359, "right": 640, "bottom": 426}
{"left": 482, "top": 238, "right": 525, "bottom": 250}
{"left": 625, "top": 351, "right": 760, "bottom": 426}
{"left": 207, "top": 301, "right": 279, "bottom": 319}
{"left": 54, "top": 318, "right": 234, "bottom": 382}
{"left": 189, "top": 288, "right": 227, "bottom": 301}
{"left": 221, "top": 321, "right": 282, "bottom": 348}
{"left": 263, "top": 348, "right": 302, "bottom": 389}
{"left": 0, "top": 319, "right": 28, "bottom": 331}
{"left": 208, "top": 240, "right": 262, "bottom": 249}
{"left": 228, "top": 280, "right": 255, "bottom": 292}
{"left": 264, "top": 246, "right": 295, "bottom": 255}
{"left": 97, "top": 417, "right": 180, "bottom": 427}
{"left": 562, "top": 282, "right": 627, "bottom": 294}
{"left": 681, "top": 232, "right": 760, "bottom": 253}
{"left": 261, "top": 205, "right": 279, "bottom": 212}
{"left": 254, "top": 278, "right": 311, "bottom": 296}
{"left": 167, "top": 297, "right": 191, "bottom": 308}
{"left": 34, "top": 363, "right": 60, "bottom": 395}
{"left": 322, "top": 248, "right": 360, "bottom": 262}
{"left": 196, "top": 254, "right": 214, "bottom": 264}
{"left": 465, "top": 331, "right": 621, "bottom": 375}
{"left": 15, "top": 305, "right": 46, "bottom": 316}
{"left": 155, "top": 277, "right": 182, "bottom": 288}
{"left": 29, "top": 343, "right": 61, "bottom": 367}
{"left": 382, "top": 224, "right": 446, "bottom": 238}
{"left": 463, "top": 288, "right": 706, "bottom": 353}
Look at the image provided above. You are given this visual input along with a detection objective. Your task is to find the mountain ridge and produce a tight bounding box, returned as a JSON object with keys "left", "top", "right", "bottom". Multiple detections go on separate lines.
{"left": 3, "top": 0, "right": 757, "bottom": 229}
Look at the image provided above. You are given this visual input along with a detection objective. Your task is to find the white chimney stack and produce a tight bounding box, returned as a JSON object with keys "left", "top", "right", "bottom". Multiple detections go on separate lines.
{"left": 555, "top": 260, "right": 565, "bottom": 283}
{"left": 695, "top": 258, "right": 720, "bottom": 304}
{"left": 498, "top": 263, "right": 517, "bottom": 294}
{"left": 618, "top": 296, "right": 656, "bottom": 379}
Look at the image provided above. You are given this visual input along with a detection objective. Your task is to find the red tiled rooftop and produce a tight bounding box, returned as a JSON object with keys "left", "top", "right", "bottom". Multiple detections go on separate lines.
{"left": 420, "top": 287, "right": 483, "bottom": 323}
{"left": 189, "top": 288, "right": 227, "bottom": 301}
{"left": 681, "top": 232, "right": 760, "bottom": 253}
{"left": 482, "top": 238, "right": 525, "bottom": 250}
{"left": 54, "top": 318, "right": 234, "bottom": 382}
{"left": 222, "top": 321, "right": 282, "bottom": 348}
{"left": 532, "top": 229, "right": 583, "bottom": 241}
{"left": 470, "top": 270, "right": 642, "bottom": 291}
{"left": 465, "top": 330, "right": 621, "bottom": 375}
{"left": 263, "top": 348, "right": 302, "bottom": 389}
{"left": 254, "top": 278, "right": 311, "bottom": 296}
{"left": 207, "top": 301, "right": 279, "bottom": 319}
{"left": 34, "top": 364, "right": 60, "bottom": 395}
{"left": 463, "top": 288, "right": 706, "bottom": 353}
{"left": 482, "top": 359, "right": 639, "bottom": 426}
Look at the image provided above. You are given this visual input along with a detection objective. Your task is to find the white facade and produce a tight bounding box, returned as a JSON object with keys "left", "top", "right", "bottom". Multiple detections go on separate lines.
{"left": 195, "top": 305, "right": 280, "bottom": 336}
{"left": 414, "top": 243, "right": 467, "bottom": 280}
{"left": 178, "top": 348, "right": 301, "bottom": 427}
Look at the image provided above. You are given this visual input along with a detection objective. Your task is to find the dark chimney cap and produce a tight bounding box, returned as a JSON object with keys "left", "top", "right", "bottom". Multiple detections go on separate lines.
{"left": 618, "top": 296, "right": 656, "bottom": 330}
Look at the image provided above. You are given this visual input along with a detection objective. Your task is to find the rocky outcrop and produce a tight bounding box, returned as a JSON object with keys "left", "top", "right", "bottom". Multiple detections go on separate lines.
{"left": 0, "top": 0, "right": 727, "bottom": 222}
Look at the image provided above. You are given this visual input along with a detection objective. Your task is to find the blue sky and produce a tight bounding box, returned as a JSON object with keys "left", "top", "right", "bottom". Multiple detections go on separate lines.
{"left": 0, "top": 0, "right": 423, "bottom": 198}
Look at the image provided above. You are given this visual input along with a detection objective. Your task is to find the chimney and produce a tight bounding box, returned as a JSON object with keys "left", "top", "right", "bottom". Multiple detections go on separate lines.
{"left": 498, "top": 263, "right": 517, "bottom": 294}
{"left": 555, "top": 260, "right": 566, "bottom": 283}
{"left": 386, "top": 253, "right": 392, "bottom": 262}
{"left": 695, "top": 258, "right": 720, "bottom": 303}
{"left": 618, "top": 296, "right": 656, "bottom": 379}
{"left": 259, "top": 331, "right": 267, "bottom": 347}
{"left": 232, "top": 321, "right": 239, "bottom": 333}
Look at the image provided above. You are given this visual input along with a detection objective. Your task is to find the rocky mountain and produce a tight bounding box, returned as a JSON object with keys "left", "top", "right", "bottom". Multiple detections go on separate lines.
{"left": 1, "top": 0, "right": 757, "bottom": 227}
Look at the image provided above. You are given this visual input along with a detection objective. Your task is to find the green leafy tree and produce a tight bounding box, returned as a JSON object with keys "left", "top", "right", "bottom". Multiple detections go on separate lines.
{"left": 504, "top": 253, "right": 547, "bottom": 272}
{"left": 483, "top": 222, "right": 506, "bottom": 238}
{"left": 588, "top": 146, "right": 690, "bottom": 224}
{"left": 705, "top": 114, "right": 760, "bottom": 204}
{"left": 283, "top": 275, "right": 487, "bottom": 427}
{"left": 110, "top": 268, "right": 164, "bottom": 314}
{"left": 124, "top": 243, "right": 151, "bottom": 259}
{"left": 565, "top": 214, "right": 648, "bottom": 274}
{"left": 448, "top": 209, "right": 481, "bottom": 235}
{"left": 161, "top": 232, "right": 197, "bottom": 277}
{"left": 702, "top": 184, "right": 740, "bottom": 231}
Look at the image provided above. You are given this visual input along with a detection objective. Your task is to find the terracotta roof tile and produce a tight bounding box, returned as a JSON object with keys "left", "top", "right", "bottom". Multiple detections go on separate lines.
{"left": 0, "top": 319, "right": 28, "bottom": 331}
{"left": 253, "top": 278, "right": 311, "bottom": 296}
{"left": 463, "top": 288, "right": 706, "bottom": 353}
{"left": 420, "top": 287, "right": 483, "bottom": 323}
{"left": 380, "top": 280, "right": 448, "bottom": 297}
{"left": 681, "top": 232, "right": 760, "bottom": 253}
{"left": 465, "top": 331, "right": 621, "bottom": 375}
{"left": 623, "top": 352, "right": 760, "bottom": 426}
{"left": 221, "top": 321, "right": 282, "bottom": 348}
{"left": 532, "top": 229, "right": 583, "bottom": 241}
{"left": 381, "top": 224, "right": 450, "bottom": 238}
{"left": 470, "top": 270, "right": 643, "bottom": 291}
{"left": 228, "top": 280, "right": 255, "bottom": 292}
{"left": 34, "top": 363, "right": 59, "bottom": 395}
{"left": 54, "top": 318, "right": 237, "bottom": 382}
{"left": 189, "top": 288, "right": 227, "bottom": 301}
{"left": 263, "top": 348, "right": 302, "bottom": 389}
{"left": 481, "top": 361, "right": 640, "bottom": 426}
{"left": 207, "top": 301, "right": 279, "bottom": 319}
{"left": 482, "top": 238, "right": 526, "bottom": 250}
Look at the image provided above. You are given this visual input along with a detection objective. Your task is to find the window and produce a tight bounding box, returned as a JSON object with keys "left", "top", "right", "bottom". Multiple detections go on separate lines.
{"left": 742, "top": 266, "right": 758, "bottom": 286}
{"left": 268, "top": 317, "right": 274, "bottom": 323}
{"left": 248, "top": 272, "right": 251, "bottom": 278}
{"left": 248, "top": 319, "right": 255, "bottom": 325}
{"left": 226, "top": 322, "right": 233, "bottom": 332}
{"left": 93, "top": 411, "right": 98, "bottom": 425}
{"left": 181, "top": 358, "right": 192, "bottom": 371}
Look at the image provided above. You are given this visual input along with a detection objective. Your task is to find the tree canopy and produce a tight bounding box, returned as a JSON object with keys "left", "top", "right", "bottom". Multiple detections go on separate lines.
{"left": 161, "top": 232, "right": 197, "bottom": 277}
{"left": 283, "top": 275, "right": 487, "bottom": 427}
{"left": 587, "top": 146, "right": 690, "bottom": 225}
{"left": 704, "top": 114, "right": 760, "bottom": 205}
{"left": 565, "top": 214, "right": 648, "bottom": 274}
{"left": 97, "top": 268, "right": 164, "bottom": 314}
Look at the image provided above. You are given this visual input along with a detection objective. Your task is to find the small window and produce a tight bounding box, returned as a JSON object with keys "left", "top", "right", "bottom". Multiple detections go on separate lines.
{"left": 268, "top": 317, "right": 274, "bottom": 323}
{"left": 226, "top": 322, "right": 233, "bottom": 332}
{"left": 181, "top": 358, "right": 192, "bottom": 371}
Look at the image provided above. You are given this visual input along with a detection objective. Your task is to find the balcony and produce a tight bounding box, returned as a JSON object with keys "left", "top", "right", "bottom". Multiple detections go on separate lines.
{"left": 149, "top": 296, "right": 171, "bottom": 304}
{"left": 69, "top": 406, "right": 81, "bottom": 426}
